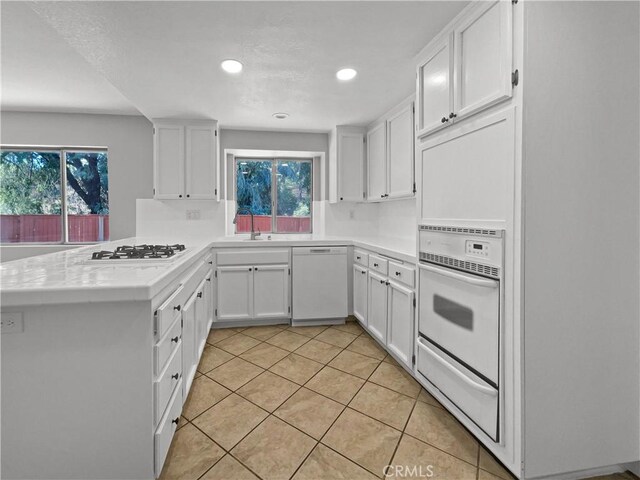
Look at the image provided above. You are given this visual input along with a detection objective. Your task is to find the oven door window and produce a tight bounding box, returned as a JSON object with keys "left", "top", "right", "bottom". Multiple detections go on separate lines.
{"left": 433, "top": 294, "right": 474, "bottom": 331}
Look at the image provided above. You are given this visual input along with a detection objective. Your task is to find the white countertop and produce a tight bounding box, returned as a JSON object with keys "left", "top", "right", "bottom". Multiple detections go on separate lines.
{"left": 1, "top": 235, "right": 416, "bottom": 307}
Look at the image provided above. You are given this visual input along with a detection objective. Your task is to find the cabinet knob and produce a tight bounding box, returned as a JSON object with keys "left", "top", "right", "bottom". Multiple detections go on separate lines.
{"left": 379, "top": 279, "right": 385, "bottom": 284}
{"left": 197, "top": 292, "right": 203, "bottom": 298}
{"left": 171, "top": 336, "right": 179, "bottom": 343}
{"left": 171, "top": 373, "right": 179, "bottom": 380}
{"left": 186, "top": 194, "right": 190, "bottom": 198}
{"left": 441, "top": 117, "right": 449, "bottom": 123}
{"left": 179, "top": 194, "right": 183, "bottom": 198}
{"left": 380, "top": 194, "right": 385, "bottom": 198}
{"left": 373, "top": 263, "right": 379, "bottom": 267}
{"left": 386, "top": 281, "right": 390, "bottom": 286}
{"left": 361, "top": 271, "right": 366, "bottom": 275}
{"left": 206, "top": 278, "right": 211, "bottom": 282}
{"left": 208, "top": 261, "right": 213, "bottom": 265}
{"left": 171, "top": 417, "right": 180, "bottom": 425}
{"left": 395, "top": 272, "right": 401, "bottom": 276}
{"left": 340, "top": 197, "right": 344, "bottom": 201}
{"left": 173, "top": 305, "right": 181, "bottom": 312}
{"left": 449, "top": 112, "right": 457, "bottom": 119}
{"left": 249, "top": 268, "right": 252, "bottom": 271}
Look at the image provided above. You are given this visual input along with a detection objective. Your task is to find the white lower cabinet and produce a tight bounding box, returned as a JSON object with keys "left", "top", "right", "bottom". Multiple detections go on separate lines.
{"left": 356, "top": 250, "right": 416, "bottom": 370}
{"left": 367, "top": 271, "right": 389, "bottom": 344}
{"left": 216, "top": 266, "right": 254, "bottom": 321}
{"left": 387, "top": 281, "right": 415, "bottom": 369}
{"left": 181, "top": 291, "right": 197, "bottom": 397}
{"left": 215, "top": 258, "right": 291, "bottom": 323}
{"left": 353, "top": 264, "right": 368, "bottom": 325}
{"left": 253, "top": 265, "right": 290, "bottom": 319}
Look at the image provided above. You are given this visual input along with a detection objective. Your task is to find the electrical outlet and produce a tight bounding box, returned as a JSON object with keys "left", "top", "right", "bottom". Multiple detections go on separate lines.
{"left": 1, "top": 312, "right": 23, "bottom": 334}
{"left": 186, "top": 209, "right": 201, "bottom": 220}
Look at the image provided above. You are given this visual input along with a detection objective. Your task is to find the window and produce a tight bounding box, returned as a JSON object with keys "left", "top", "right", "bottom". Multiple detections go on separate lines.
{"left": 235, "top": 158, "right": 312, "bottom": 234}
{"left": 0, "top": 148, "right": 109, "bottom": 244}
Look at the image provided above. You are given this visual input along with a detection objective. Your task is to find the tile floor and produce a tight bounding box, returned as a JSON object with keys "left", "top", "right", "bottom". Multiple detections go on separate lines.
{"left": 161, "top": 320, "right": 636, "bottom": 480}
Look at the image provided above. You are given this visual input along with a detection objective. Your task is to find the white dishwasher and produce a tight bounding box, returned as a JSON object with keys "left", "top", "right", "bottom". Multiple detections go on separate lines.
{"left": 292, "top": 246, "right": 348, "bottom": 325}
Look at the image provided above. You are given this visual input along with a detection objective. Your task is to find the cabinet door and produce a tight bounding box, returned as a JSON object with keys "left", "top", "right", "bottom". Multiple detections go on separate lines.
{"left": 353, "top": 264, "right": 368, "bottom": 326}
{"left": 416, "top": 33, "right": 453, "bottom": 138}
{"left": 367, "top": 271, "right": 388, "bottom": 344}
{"left": 204, "top": 270, "right": 214, "bottom": 327}
{"left": 216, "top": 266, "right": 253, "bottom": 322}
{"left": 338, "top": 130, "right": 365, "bottom": 202}
{"left": 186, "top": 125, "right": 217, "bottom": 200}
{"left": 387, "top": 281, "right": 415, "bottom": 369}
{"left": 154, "top": 124, "right": 185, "bottom": 199}
{"left": 453, "top": 0, "right": 512, "bottom": 120}
{"left": 182, "top": 292, "right": 197, "bottom": 397}
{"left": 366, "top": 122, "right": 387, "bottom": 201}
{"left": 253, "top": 264, "right": 290, "bottom": 319}
{"left": 386, "top": 103, "right": 415, "bottom": 199}
{"left": 194, "top": 279, "right": 208, "bottom": 358}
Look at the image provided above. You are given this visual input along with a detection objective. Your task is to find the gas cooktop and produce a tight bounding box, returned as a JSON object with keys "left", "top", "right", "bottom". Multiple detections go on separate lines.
{"left": 90, "top": 244, "right": 186, "bottom": 261}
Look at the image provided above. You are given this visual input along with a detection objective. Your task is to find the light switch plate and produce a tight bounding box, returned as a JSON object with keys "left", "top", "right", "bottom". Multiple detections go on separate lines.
{"left": 1, "top": 312, "right": 24, "bottom": 334}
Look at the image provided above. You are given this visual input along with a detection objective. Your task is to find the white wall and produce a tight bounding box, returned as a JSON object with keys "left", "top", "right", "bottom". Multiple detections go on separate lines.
{"left": 522, "top": 2, "right": 640, "bottom": 476}
{"left": 0, "top": 111, "right": 153, "bottom": 246}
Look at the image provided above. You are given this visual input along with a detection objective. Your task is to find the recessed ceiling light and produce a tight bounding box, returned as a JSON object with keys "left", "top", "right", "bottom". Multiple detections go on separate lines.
{"left": 221, "top": 59, "right": 243, "bottom": 74}
{"left": 272, "top": 112, "right": 289, "bottom": 119}
{"left": 336, "top": 68, "right": 357, "bottom": 81}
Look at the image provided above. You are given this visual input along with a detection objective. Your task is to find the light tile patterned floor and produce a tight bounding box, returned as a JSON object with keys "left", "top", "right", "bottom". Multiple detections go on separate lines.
{"left": 161, "top": 320, "right": 633, "bottom": 480}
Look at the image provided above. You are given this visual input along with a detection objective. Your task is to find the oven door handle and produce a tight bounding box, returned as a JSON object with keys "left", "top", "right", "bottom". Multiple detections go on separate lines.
{"left": 419, "top": 263, "right": 498, "bottom": 288}
{"left": 417, "top": 338, "right": 497, "bottom": 396}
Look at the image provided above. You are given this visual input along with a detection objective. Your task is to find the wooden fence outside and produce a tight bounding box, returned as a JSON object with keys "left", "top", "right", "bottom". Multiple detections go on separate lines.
{"left": 235, "top": 215, "right": 311, "bottom": 233}
{"left": 1, "top": 215, "right": 110, "bottom": 243}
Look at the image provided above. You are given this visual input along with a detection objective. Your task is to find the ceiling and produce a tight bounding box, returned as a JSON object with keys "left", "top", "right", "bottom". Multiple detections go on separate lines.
{"left": 0, "top": 2, "right": 140, "bottom": 115}
{"left": 3, "top": 1, "right": 467, "bottom": 131}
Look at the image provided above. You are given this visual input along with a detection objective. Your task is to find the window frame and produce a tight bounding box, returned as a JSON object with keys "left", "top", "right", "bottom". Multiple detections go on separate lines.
{"left": 0, "top": 145, "right": 109, "bottom": 245}
{"left": 234, "top": 157, "right": 313, "bottom": 235}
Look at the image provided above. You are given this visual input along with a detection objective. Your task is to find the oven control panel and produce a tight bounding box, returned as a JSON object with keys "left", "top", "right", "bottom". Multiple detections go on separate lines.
{"left": 465, "top": 240, "right": 490, "bottom": 257}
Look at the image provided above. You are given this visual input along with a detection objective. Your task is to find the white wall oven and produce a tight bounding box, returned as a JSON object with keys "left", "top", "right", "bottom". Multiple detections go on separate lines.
{"left": 417, "top": 225, "right": 504, "bottom": 442}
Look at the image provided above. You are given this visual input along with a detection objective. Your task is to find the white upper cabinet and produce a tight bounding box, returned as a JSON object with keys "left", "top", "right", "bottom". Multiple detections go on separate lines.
{"left": 386, "top": 103, "right": 415, "bottom": 199}
{"left": 417, "top": 34, "right": 454, "bottom": 138}
{"left": 416, "top": 0, "right": 513, "bottom": 140}
{"left": 453, "top": 1, "right": 513, "bottom": 120}
{"left": 153, "top": 120, "right": 218, "bottom": 200}
{"left": 366, "top": 122, "right": 387, "bottom": 201}
{"left": 185, "top": 125, "right": 217, "bottom": 200}
{"left": 366, "top": 99, "right": 415, "bottom": 202}
{"left": 154, "top": 124, "right": 185, "bottom": 200}
{"left": 330, "top": 126, "right": 365, "bottom": 203}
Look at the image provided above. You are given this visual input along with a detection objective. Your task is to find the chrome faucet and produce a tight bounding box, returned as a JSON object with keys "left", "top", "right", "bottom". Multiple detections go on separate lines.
{"left": 233, "top": 208, "right": 261, "bottom": 240}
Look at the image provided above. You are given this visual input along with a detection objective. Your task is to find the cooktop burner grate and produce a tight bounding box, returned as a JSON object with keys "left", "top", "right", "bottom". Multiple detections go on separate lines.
{"left": 91, "top": 244, "right": 186, "bottom": 260}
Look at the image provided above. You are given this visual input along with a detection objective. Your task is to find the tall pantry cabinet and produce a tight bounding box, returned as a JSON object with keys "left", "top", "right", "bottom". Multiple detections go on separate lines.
{"left": 414, "top": 1, "right": 639, "bottom": 479}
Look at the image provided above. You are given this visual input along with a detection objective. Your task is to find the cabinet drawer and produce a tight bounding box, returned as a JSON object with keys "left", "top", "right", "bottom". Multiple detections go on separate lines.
{"left": 155, "top": 378, "right": 183, "bottom": 477}
{"left": 389, "top": 261, "right": 415, "bottom": 288}
{"left": 155, "top": 285, "right": 184, "bottom": 338}
{"left": 216, "top": 248, "right": 290, "bottom": 266}
{"left": 154, "top": 317, "right": 181, "bottom": 377}
{"left": 154, "top": 342, "right": 182, "bottom": 426}
{"left": 354, "top": 249, "right": 369, "bottom": 267}
{"left": 368, "top": 255, "right": 388, "bottom": 276}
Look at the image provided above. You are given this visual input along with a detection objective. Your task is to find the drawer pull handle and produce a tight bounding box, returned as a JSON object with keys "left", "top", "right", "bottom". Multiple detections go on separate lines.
{"left": 173, "top": 305, "right": 181, "bottom": 312}
{"left": 171, "top": 336, "right": 179, "bottom": 343}
{"left": 373, "top": 263, "right": 379, "bottom": 267}
{"left": 171, "top": 417, "right": 180, "bottom": 425}
{"left": 171, "top": 373, "right": 179, "bottom": 380}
